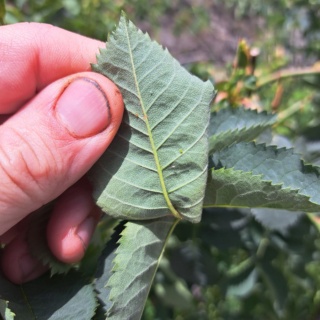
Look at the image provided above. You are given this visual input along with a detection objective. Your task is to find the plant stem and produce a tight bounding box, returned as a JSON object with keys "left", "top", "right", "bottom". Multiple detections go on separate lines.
{"left": 275, "top": 96, "right": 312, "bottom": 126}
{"left": 256, "top": 237, "right": 269, "bottom": 259}
{"left": 256, "top": 65, "right": 320, "bottom": 88}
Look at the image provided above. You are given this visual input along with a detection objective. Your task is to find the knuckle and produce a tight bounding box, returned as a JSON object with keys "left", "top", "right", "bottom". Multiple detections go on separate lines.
{"left": 0, "top": 127, "right": 63, "bottom": 205}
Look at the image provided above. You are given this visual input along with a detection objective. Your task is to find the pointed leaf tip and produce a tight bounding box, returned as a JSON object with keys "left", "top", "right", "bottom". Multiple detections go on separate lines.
{"left": 90, "top": 16, "right": 214, "bottom": 222}
{"left": 205, "top": 142, "right": 320, "bottom": 212}
{"left": 95, "top": 218, "right": 178, "bottom": 320}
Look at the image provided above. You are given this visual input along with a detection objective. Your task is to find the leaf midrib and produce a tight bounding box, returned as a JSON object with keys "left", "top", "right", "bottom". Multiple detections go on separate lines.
{"left": 124, "top": 21, "right": 182, "bottom": 219}
{"left": 20, "top": 286, "right": 36, "bottom": 319}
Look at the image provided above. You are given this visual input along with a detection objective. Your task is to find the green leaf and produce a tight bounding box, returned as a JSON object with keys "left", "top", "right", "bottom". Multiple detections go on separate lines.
{"left": 26, "top": 210, "right": 75, "bottom": 276}
{"left": 258, "top": 261, "right": 288, "bottom": 315}
{"left": 226, "top": 259, "right": 257, "bottom": 298}
{"left": 154, "top": 280, "right": 193, "bottom": 310}
{"left": 0, "top": 0, "right": 5, "bottom": 25}
{"left": 209, "top": 107, "right": 276, "bottom": 153}
{"left": 169, "top": 241, "right": 219, "bottom": 286}
{"left": 154, "top": 258, "right": 193, "bottom": 310}
{"left": 251, "top": 208, "right": 303, "bottom": 232}
{"left": 0, "top": 300, "right": 14, "bottom": 320}
{"left": 204, "top": 142, "right": 320, "bottom": 211}
{"left": 94, "top": 222, "right": 125, "bottom": 319}
{"left": 95, "top": 217, "right": 178, "bottom": 320}
{"left": 90, "top": 14, "right": 215, "bottom": 223}
{"left": 199, "top": 208, "right": 248, "bottom": 249}
{"left": 0, "top": 271, "right": 96, "bottom": 320}
{"left": 204, "top": 168, "right": 320, "bottom": 211}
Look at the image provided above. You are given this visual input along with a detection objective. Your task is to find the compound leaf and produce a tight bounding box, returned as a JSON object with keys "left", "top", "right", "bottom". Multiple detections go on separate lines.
{"left": 95, "top": 217, "right": 178, "bottom": 320}
{"left": 91, "top": 14, "right": 215, "bottom": 223}
{"left": 209, "top": 107, "right": 276, "bottom": 153}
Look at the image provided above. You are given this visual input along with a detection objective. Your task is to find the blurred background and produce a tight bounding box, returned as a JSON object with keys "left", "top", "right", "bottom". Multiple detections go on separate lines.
{"left": 4, "top": 1, "right": 320, "bottom": 319}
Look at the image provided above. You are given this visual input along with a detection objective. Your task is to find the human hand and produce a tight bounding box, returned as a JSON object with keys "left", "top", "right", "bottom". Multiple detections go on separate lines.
{"left": 0, "top": 23, "right": 124, "bottom": 284}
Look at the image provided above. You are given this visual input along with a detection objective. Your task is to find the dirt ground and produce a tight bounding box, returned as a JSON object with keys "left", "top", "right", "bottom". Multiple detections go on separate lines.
{"left": 142, "top": 3, "right": 263, "bottom": 66}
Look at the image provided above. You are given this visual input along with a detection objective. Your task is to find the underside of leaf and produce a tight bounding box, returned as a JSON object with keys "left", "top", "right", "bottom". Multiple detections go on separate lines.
{"left": 95, "top": 218, "right": 178, "bottom": 320}
{"left": 94, "top": 221, "right": 125, "bottom": 318}
{"left": 90, "top": 14, "right": 215, "bottom": 222}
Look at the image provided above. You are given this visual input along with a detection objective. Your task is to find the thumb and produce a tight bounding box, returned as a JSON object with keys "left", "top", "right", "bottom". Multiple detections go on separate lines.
{"left": 0, "top": 72, "right": 123, "bottom": 235}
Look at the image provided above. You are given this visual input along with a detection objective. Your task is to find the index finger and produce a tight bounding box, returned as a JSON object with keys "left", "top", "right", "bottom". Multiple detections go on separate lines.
{"left": 0, "top": 22, "right": 105, "bottom": 113}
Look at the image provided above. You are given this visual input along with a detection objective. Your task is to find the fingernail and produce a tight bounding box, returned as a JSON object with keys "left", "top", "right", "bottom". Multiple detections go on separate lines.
{"left": 56, "top": 78, "right": 111, "bottom": 138}
{"left": 76, "top": 216, "right": 96, "bottom": 250}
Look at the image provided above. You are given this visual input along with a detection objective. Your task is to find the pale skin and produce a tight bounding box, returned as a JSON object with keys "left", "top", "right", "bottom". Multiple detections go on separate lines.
{"left": 0, "top": 23, "right": 124, "bottom": 284}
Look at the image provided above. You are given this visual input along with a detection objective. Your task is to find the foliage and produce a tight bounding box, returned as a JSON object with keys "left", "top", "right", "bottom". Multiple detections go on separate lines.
{"left": 2, "top": 2, "right": 320, "bottom": 320}
{"left": 225, "top": 0, "right": 320, "bottom": 57}
{"left": 4, "top": 0, "right": 209, "bottom": 39}
{"left": 0, "top": 0, "right": 5, "bottom": 25}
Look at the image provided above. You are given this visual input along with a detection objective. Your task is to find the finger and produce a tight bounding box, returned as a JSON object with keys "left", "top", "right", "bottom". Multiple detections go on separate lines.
{"left": 47, "top": 180, "right": 101, "bottom": 264}
{"left": 1, "top": 234, "right": 48, "bottom": 284}
{"left": 0, "top": 22, "right": 105, "bottom": 113}
{"left": 0, "top": 218, "right": 29, "bottom": 245}
{"left": 0, "top": 71, "right": 123, "bottom": 235}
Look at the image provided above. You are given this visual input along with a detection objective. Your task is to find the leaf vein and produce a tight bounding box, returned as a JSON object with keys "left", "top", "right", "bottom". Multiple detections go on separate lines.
{"left": 97, "top": 164, "right": 162, "bottom": 193}
{"left": 168, "top": 164, "right": 208, "bottom": 193}
{"left": 150, "top": 74, "right": 192, "bottom": 131}
{"left": 100, "top": 149, "right": 156, "bottom": 171}
{"left": 103, "top": 191, "right": 167, "bottom": 210}
{"left": 156, "top": 81, "right": 207, "bottom": 150}
{"left": 162, "top": 128, "right": 207, "bottom": 169}
{"left": 124, "top": 19, "right": 181, "bottom": 219}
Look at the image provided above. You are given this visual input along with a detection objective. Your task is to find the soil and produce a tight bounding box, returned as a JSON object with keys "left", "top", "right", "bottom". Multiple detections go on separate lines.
{"left": 141, "top": 3, "right": 263, "bottom": 66}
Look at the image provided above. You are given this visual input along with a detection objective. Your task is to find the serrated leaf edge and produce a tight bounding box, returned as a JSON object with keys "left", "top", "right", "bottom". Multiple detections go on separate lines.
{"left": 105, "top": 218, "right": 179, "bottom": 318}
{"left": 204, "top": 167, "right": 319, "bottom": 209}
{"left": 211, "top": 141, "right": 320, "bottom": 195}
{"left": 209, "top": 109, "right": 276, "bottom": 153}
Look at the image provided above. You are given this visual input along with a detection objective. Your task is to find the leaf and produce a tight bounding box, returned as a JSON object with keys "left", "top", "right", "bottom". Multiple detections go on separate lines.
{"left": 94, "top": 221, "right": 125, "bottom": 319}
{"left": 204, "top": 167, "right": 320, "bottom": 211}
{"left": 226, "top": 259, "right": 257, "bottom": 298}
{"left": 0, "top": 300, "right": 14, "bottom": 320}
{"left": 154, "top": 258, "right": 193, "bottom": 310}
{"left": 251, "top": 208, "right": 303, "bottom": 232}
{"left": 204, "top": 142, "right": 320, "bottom": 211}
{"left": 199, "top": 208, "right": 248, "bottom": 249}
{"left": 95, "top": 217, "right": 178, "bottom": 320}
{"left": 154, "top": 281, "right": 193, "bottom": 310}
{"left": 258, "top": 261, "right": 288, "bottom": 315}
{"left": 90, "top": 14, "right": 215, "bottom": 223}
{"left": 209, "top": 107, "right": 276, "bottom": 153}
{"left": 169, "top": 241, "right": 219, "bottom": 286}
{"left": 0, "top": 271, "right": 96, "bottom": 320}
{"left": 26, "top": 210, "right": 75, "bottom": 276}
